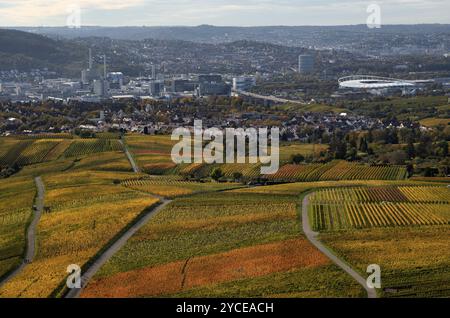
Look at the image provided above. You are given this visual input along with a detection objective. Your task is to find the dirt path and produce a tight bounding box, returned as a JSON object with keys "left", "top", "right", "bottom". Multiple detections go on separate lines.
{"left": 0, "top": 177, "right": 45, "bottom": 288}
{"left": 301, "top": 193, "right": 378, "bottom": 298}
{"left": 65, "top": 198, "right": 172, "bottom": 298}
{"left": 120, "top": 139, "right": 140, "bottom": 173}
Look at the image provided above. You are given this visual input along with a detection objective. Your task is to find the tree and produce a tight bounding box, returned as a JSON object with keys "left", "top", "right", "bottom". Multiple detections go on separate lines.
{"left": 291, "top": 154, "right": 305, "bottom": 164}
{"left": 358, "top": 137, "right": 369, "bottom": 153}
{"left": 406, "top": 140, "right": 416, "bottom": 159}
{"left": 346, "top": 147, "right": 358, "bottom": 161}
{"left": 436, "top": 141, "right": 449, "bottom": 158}
{"left": 232, "top": 172, "right": 243, "bottom": 182}
{"left": 211, "top": 168, "right": 223, "bottom": 181}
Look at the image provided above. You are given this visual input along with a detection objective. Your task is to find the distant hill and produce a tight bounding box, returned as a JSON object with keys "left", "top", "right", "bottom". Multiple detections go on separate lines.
{"left": 11, "top": 24, "right": 450, "bottom": 48}
{"left": 0, "top": 29, "right": 86, "bottom": 76}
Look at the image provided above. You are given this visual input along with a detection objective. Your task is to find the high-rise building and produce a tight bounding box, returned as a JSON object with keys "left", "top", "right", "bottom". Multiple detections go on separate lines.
{"left": 151, "top": 64, "right": 156, "bottom": 79}
{"left": 298, "top": 54, "right": 315, "bottom": 74}
{"left": 149, "top": 81, "right": 164, "bottom": 97}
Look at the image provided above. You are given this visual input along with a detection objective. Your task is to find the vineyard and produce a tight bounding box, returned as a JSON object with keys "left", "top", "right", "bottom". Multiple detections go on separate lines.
{"left": 0, "top": 138, "right": 71, "bottom": 167}
{"left": 63, "top": 139, "right": 123, "bottom": 158}
{"left": 321, "top": 227, "right": 450, "bottom": 298}
{"left": 0, "top": 177, "right": 35, "bottom": 279}
{"left": 121, "top": 176, "right": 242, "bottom": 198}
{"left": 81, "top": 192, "right": 364, "bottom": 298}
{"left": 309, "top": 186, "right": 450, "bottom": 231}
{"left": 0, "top": 178, "right": 159, "bottom": 298}
{"left": 267, "top": 161, "right": 407, "bottom": 182}
{"left": 11, "top": 133, "right": 73, "bottom": 140}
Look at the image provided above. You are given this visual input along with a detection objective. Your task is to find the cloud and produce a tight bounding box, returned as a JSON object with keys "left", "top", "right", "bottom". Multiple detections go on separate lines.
{"left": 0, "top": 0, "right": 449, "bottom": 26}
{"left": 0, "top": 0, "right": 144, "bottom": 24}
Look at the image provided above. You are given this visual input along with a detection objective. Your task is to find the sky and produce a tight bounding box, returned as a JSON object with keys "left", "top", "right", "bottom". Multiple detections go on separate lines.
{"left": 0, "top": 0, "right": 449, "bottom": 27}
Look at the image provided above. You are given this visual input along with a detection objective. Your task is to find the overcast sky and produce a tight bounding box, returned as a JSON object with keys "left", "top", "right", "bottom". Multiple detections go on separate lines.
{"left": 1, "top": 0, "right": 449, "bottom": 27}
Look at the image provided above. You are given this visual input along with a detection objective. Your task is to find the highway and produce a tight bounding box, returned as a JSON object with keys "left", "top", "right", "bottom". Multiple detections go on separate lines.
{"left": 235, "top": 90, "right": 308, "bottom": 105}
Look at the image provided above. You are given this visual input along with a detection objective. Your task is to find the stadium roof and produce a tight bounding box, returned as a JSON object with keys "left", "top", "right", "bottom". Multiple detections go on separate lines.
{"left": 339, "top": 75, "right": 416, "bottom": 89}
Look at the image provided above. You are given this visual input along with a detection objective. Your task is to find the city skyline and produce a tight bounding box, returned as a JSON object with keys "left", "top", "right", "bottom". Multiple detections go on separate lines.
{"left": 1, "top": 0, "right": 450, "bottom": 27}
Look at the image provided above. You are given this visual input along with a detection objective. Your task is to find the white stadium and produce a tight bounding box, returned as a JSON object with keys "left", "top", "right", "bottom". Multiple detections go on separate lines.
{"left": 338, "top": 75, "right": 417, "bottom": 90}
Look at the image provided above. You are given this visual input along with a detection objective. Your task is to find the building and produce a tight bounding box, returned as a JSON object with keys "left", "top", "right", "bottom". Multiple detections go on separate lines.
{"left": 298, "top": 54, "right": 315, "bottom": 74}
{"left": 149, "top": 81, "right": 164, "bottom": 97}
{"left": 81, "top": 48, "right": 96, "bottom": 85}
{"left": 93, "top": 79, "right": 108, "bottom": 97}
{"left": 171, "top": 79, "right": 196, "bottom": 92}
{"left": 196, "top": 74, "right": 231, "bottom": 96}
{"left": 233, "top": 76, "right": 256, "bottom": 91}
{"left": 198, "top": 74, "right": 223, "bottom": 83}
{"left": 197, "top": 82, "right": 231, "bottom": 96}
{"left": 107, "top": 72, "right": 124, "bottom": 89}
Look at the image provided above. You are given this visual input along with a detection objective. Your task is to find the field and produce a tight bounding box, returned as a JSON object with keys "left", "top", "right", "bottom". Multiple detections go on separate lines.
{"left": 267, "top": 161, "right": 407, "bottom": 182}
{"left": 0, "top": 177, "right": 35, "bottom": 279}
{"left": 0, "top": 131, "right": 448, "bottom": 299}
{"left": 419, "top": 117, "right": 450, "bottom": 127}
{"left": 81, "top": 192, "right": 365, "bottom": 298}
{"left": 125, "top": 135, "right": 175, "bottom": 169}
{"left": 321, "top": 227, "right": 450, "bottom": 297}
{"left": 0, "top": 172, "right": 160, "bottom": 298}
{"left": 121, "top": 176, "right": 242, "bottom": 198}
{"left": 309, "top": 186, "right": 449, "bottom": 231}
{"left": 0, "top": 137, "right": 125, "bottom": 168}
{"left": 63, "top": 139, "right": 123, "bottom": 158}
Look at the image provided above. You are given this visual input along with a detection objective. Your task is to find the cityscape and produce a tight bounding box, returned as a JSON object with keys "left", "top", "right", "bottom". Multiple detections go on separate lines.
{"left": 0, "top": 0, "right": 449, "bottom": 310}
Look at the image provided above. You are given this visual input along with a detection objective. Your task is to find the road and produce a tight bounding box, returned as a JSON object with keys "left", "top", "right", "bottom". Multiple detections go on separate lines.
{"left": 120, "top": 139, "right": 140, "bottom": 173}
{"left": 302, "top": 193, "right": 378, "bottom": 298}
{"left": 0, "top": 177, "right": 45, "bottom": 288}
{"left": 236, "top": 90, "right": 307, "bottom": 105}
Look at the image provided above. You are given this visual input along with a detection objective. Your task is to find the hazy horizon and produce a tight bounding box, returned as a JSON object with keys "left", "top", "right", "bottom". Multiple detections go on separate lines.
{"left": 1, "top": 0, "right": 450, "bottom": 27}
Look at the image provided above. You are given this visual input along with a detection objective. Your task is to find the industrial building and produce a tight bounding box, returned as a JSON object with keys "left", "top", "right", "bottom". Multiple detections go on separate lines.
{"left": 233, "top": 76, "right": 256, "bottom": 91}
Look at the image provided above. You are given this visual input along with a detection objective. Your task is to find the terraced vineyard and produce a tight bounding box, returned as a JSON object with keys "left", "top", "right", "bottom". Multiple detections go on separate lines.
{"left": 309, "top": 186, "right": 450, "bottom": 231}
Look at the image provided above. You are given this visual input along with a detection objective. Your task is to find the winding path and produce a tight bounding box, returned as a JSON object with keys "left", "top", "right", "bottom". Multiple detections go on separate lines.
{"left": 301, "top": 193, "right": 378, "bottom": 298}
{"left": 65, "top": 198, "right": 172, "bottom": 298}
{"left": 120, "top": 139, "right": 140, "bottom": 173}
{"left": 66, "top": 140, "right": 168, "bottom": 298}
{"left": 0, "top": 177, "right": 45, "bottom": 288}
